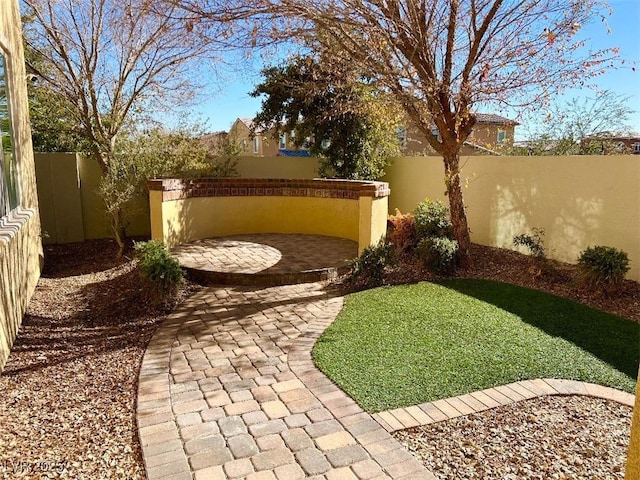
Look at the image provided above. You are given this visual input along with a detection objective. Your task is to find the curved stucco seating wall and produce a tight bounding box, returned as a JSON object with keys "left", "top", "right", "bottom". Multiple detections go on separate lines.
{"left": 148, "top": 178, "right": 390, "bottom": 253}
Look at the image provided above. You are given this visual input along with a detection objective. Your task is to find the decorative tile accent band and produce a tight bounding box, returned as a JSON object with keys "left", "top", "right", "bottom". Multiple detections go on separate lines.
{"left": 148, "top": 178, "right": 391, "bottom": 202}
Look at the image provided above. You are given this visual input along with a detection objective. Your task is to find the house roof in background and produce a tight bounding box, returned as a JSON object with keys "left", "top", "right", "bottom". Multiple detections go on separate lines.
{"left": 475, "top": 113, "right": 519, "bottom": 125}
{"left": 238, "top": 117, "right": 264, "bottom": 133}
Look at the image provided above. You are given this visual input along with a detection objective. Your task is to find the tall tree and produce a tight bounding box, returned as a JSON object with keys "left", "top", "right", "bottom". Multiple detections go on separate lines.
{"left": 182, "top": 0, "right": 620, "bottom": 267}
{"left": 22, "top": 0, "right": 223, "bottom": 250}
{"left": 251, "top": 55, "right": 402, "bottom": 180}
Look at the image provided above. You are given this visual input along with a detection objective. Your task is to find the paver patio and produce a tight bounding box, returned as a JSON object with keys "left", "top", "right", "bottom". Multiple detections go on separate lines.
{"left": 137, "top": 235, "right": 634, "bottom": 480}
{"left": 170, "top": 234, "right": 358, "bottom": 286}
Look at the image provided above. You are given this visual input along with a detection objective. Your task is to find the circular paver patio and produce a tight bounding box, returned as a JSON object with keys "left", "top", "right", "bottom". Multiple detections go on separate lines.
{"left": 171, "top": 234, "right": 358, "bottom": 286}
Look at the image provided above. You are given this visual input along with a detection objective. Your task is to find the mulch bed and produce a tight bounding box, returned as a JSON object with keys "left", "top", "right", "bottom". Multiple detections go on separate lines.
{"left": 462, "top": 244, "right": 640, "bottom": 324}
{"left": 0, "top": 239, "right": 199, "bottom": 479}
{"left": 0, "top": 239, "right": 637, "bottom": 478}
{"left": 394, "top": 395, "right": 632, "bottom": 480}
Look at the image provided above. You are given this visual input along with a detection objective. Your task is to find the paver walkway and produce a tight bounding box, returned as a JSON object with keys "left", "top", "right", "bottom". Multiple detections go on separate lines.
{"left": 138, "top": 282, "right": 434, "bottom": 480}
{"left": 138, "top": 235, "right": 635, "bottom": 480}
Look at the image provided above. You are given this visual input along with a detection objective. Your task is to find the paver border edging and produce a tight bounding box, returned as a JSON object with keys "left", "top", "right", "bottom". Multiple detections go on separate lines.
{"left": 137, "top": 310, "right": 192, "bottom": 480}
{"left": 373, "top": 378, "right": 635, "bottom": 433}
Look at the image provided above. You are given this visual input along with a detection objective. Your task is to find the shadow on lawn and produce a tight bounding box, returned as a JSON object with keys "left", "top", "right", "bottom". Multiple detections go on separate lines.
{"left": 438, "top": 278, "right": 640, "bottom": 380}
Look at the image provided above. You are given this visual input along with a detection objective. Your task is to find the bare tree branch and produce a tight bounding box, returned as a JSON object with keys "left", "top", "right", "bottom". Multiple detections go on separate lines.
{"left": 160, "top": 0, "right": 624, "bottom": 265}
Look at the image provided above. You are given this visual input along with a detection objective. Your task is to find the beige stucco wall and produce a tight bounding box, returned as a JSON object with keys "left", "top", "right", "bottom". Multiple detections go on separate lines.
{"left": 33, "top": 152, "right": 640, "bottom": 283}
{"left": 34, "top": 154, "right": 320, "bottom": 245}
{"left": 34, "top": 153, "right": 150, "bottom": 243}
{"left": 0, "top": 0, "right": 43, "bottom": 371}
{"left": 384, "top": 155, "right": 640, "bottom": 282}
{"left": 34, "top": 153, "right": 84, "bottom": 243}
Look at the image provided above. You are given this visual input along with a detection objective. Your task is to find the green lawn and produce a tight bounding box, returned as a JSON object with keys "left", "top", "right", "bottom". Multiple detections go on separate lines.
{"left": 312, "top": 279, "right": 639, "bottom": 412}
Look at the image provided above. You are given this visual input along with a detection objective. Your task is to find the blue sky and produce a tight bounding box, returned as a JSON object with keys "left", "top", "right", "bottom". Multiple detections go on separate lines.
{"left": 194, "top": 0, "right": 640, "bottom": 135}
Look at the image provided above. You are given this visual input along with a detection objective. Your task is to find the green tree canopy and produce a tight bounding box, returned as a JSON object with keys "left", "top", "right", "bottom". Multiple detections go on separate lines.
{"left": 251, "top": 55, "right": 402, "bottom": 180}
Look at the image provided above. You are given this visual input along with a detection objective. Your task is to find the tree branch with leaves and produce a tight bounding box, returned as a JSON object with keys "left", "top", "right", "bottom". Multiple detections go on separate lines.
{"left": 250, "top": 54, "right": 403, "bottom": 180}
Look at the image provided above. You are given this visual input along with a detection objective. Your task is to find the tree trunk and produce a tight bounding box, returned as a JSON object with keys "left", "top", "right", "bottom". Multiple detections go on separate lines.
{"left": 95, "top": 150, "right": 128, "bottom": 258}
{"left": 109, "top": 208, "right": 127, "bottom": 258}
{"left": 442, "top": 149, "right": 472, "bottom": 268}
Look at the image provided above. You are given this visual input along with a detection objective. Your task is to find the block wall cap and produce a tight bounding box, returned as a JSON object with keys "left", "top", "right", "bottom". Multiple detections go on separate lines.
{"left": 148, "top": 178, "right": 390, "bottom": 200}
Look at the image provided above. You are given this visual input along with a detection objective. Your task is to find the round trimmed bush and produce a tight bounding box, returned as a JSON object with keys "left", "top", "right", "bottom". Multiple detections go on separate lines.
{"left": 577, "top": 245, "right": 630, "bottom": 293}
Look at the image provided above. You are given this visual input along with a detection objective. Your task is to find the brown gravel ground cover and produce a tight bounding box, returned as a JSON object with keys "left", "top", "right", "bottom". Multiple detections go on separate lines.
{"left": 0, "top": 239, "right": 637, "bottom": 479}
{"left": 0, "top": 239, "right": 200, "bottom": 479}
{"left": 394, "top": 396, "right": 632, "bottom": 480}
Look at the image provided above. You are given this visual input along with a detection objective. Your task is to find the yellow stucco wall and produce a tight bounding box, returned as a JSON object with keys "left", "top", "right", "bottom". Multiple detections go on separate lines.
{"left": 384, "top": 155, "right": 640, "bottom": 282}
{"left": 156, "top": 196, "right": 361, "bottom": 249}
{"left": 0, "top": 0, "right": 43, "bottom": 372}
{"left": 357, "top": 196, "right": 389, "bottom": 251}
{"left": 627, "top": 368, "right": 640, "bottom": 480}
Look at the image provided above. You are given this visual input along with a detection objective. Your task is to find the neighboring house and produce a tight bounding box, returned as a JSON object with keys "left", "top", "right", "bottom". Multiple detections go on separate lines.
{"left": 0, "top": 0, "right": 43, "bottom": 372}
{"left": 230, "top": 114, "right": 516, "bottom": 158}
{"left": 400, "top": 113, "right": 519, "bottom": 156}
{"left": 229, "top": 118, "right": 310, "bottom": 157}
{"left": 581, "top": 131, "right": 640, "bottom": 155}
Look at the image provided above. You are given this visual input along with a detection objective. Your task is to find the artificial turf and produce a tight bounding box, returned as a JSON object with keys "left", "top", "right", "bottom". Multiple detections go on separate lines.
{"left": 312, "top": 279, "right": 639, "bottom": 412}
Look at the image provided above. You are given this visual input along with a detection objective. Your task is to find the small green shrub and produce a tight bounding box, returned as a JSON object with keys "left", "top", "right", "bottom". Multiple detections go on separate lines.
{"left": 577, "top": 245, "right": 630, "bottom": 293}
{"left": 413, "top": 199, "right": 453, "bottom": 240}
{"left": 349, "top": 240, "right": 392, "bottom": 288}
{"left": 416, "top": 236, "right": 459, "bottom": 273}
{"left": 513, "top": 228, "right": 546, "bottom": 258}
{"left": 134, "top": 240, "right": 184, "bottom": 300}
